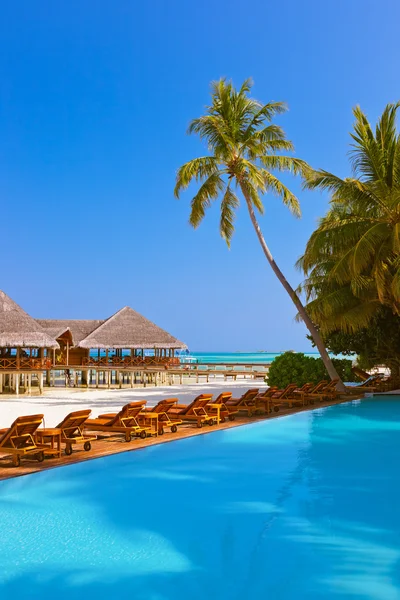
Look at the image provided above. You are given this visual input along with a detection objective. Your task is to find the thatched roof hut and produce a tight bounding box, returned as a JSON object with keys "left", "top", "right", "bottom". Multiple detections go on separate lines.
{"left": 0, "top": 291, "right": 59, "bottom": 348}
{"left": 37, "top": 319, "right": 103, "bottom": 347}
{"left": 77, "top": 306, "right": 187, "bottom": 349}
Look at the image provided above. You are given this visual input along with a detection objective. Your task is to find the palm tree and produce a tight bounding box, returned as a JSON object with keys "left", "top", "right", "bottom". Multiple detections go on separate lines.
{"left": 174, "top": 78, "right": 344, "bottom": 389}
{"left": 299, "top": 102, "right": 400, "bottom": 334}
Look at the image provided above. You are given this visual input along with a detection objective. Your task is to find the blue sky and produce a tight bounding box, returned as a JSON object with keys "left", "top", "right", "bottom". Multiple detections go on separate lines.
{"left": 0, "top": 0, "right": 399, "bottom": 351}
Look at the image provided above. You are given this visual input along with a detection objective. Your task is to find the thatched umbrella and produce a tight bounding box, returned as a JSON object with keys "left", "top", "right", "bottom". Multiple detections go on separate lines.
{"left": 77, "top": 306, "right": 187, "bottom": 350}
{"left": 0, "top": 291, "right": 59, "bottom": 349}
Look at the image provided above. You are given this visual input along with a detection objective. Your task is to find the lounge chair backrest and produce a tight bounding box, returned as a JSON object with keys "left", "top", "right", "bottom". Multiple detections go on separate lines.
{"left": 180, "top": 395, "right": 213, "bottom": 415}
{"left": 150, "top": 399, "right": 179, "bottom": 413}
{"left": 310, "top": 380, "right": 328, "bottom": 393}
{"left": 57, "top": 410, "right": 91, "bottom": 430}
{"left": 325, "top": 379, "right": 339, "bottom": 390}
{"left": 214, "top": 392, "right": 233, "bottom": 404}
{"left": 241, "top": 389, "right": 259, "bottom": 401}
{"left": 275, "top": 384, "right": 298, "bottom": 399}
{"left": 110, "top": 401, "right": 146, "bottom": 425}
{"left": 0, "top": 414, "right": 44, "bottom": 448}
{"left": 360, "top": 375, "right": 380, "bottom": 386}
{"left": 300, "top": 383, "right": 314, "bottom": 392}
{"left": 258, "top": 387, "right": 278, "bottom": 399}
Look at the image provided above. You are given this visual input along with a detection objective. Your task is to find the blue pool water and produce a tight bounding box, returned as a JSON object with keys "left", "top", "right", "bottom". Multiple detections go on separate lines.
{"left": 1, "top": 395, "right": 400, "bottom": 599}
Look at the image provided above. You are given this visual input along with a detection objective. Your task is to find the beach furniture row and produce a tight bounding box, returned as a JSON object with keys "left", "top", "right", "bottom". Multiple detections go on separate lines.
{"left": 0, "top": 380, "right": 346, "bottom": 467}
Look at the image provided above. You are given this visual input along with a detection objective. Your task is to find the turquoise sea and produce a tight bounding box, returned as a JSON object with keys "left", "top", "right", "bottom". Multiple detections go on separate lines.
{"left": 184, "top": 351, "right": 336, "bottom": 364}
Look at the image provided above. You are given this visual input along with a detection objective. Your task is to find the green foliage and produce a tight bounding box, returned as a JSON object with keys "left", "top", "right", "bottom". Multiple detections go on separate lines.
{"left": 267, "top": 352, "right": 356, "bottom": 388}
{"left": 175, "top": 78, "right": 310, "bottom": 247}
{"left": 312, "top": 307, "right": 400, "bottom": 374}
{"left": 299, "top": 102, "right": 400, "bottom": 334}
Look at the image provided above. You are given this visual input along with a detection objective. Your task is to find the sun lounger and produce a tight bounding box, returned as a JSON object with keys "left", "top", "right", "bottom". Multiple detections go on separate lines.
{"left": 345, "top": 375, "right": 383, "bottom": 393}
{"left": 56, "top": 410, "right": 97, "bottom": 455}
{"left": 316, "top": 379, "right": 340, "bottom": 400}
{"left": 255, "top": 387, "right": 280, "bottom": 412}
{"left": 268, "top": 384, "right": 306, "bottom": 410}
{"left": 300, "top": 380, "right": 330, "bottom": 403}
{"left": 206, "top": 392, "right": 238, "bottom": 422}
{"left": 84, "top": 401, "right": 153, "bottom": 441}
{"left": 168, "top": 394, "right": 216, "bottom": 428}
{"left": 0, "top": 414, "right": 47, "bottom": 467}
{"left": 225, "top": 388, "right": 260, "bottom": 416}
{"left": 143, "top": 398, "right": 183, "bottom": 434}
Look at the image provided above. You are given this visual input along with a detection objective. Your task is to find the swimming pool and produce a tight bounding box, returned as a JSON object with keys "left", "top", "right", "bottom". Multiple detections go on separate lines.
{"left": 1, "top": 395, "right": 400, "bottom": 599}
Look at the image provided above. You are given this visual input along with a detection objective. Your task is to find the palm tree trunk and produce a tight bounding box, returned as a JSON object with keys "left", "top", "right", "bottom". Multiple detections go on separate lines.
{"left": 241, "top": 186, "right": 346, "bottom": 392}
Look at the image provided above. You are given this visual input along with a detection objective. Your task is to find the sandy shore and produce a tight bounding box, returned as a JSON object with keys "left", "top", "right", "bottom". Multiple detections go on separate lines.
{"left": 0, "top": 378, "right": 268, "bottom": 428}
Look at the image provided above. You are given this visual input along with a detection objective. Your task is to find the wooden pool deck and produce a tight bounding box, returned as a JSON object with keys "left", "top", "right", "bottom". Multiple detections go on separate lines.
{"left": 0, "top": 393, "right": 363, "bottom": 481}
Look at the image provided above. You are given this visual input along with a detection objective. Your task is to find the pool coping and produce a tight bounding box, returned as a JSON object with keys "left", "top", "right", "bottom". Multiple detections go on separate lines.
{"left": 0, "top": 393, "right": 364, "bottom": 481}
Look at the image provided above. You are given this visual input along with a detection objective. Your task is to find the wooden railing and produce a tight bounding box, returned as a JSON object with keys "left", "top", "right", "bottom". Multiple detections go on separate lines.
{"left": 81, "top": 356, "right": 180, "bottom": 368}
{"left": 0, "top": 357, "right": 52, "bottom": 370}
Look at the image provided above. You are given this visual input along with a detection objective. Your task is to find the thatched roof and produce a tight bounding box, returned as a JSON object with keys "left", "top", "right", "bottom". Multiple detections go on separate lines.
{"left": 0, "top": 291, "right": 59, "bottom": 348}
{"left": 37, "top": 319, "right": 104, "bottom": 346}
{"left": 78, "top": 306, "right": 187, "bottom": 349}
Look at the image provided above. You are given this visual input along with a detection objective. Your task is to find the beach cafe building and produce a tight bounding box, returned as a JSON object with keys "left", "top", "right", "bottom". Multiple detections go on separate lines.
{"left": 0, "top": 291, "right": 187, "bottom": 394}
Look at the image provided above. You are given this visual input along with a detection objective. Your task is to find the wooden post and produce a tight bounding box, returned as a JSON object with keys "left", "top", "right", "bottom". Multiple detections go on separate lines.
{"left": 66, "top": 341, "right": 69, "bottom": 366}
{"left": 16, "top": 347, "right": 20, "bottom": 370}
{"left": 38, "top": 372, "right": 43, "bottom": 394}
{"left": 0, "top": 373, "right": 3, "bottom": 393}
{"left": 15, "top": 373, "right": 19, "bottom": 395}
{"left": 95, "top": 370, "right": 99, "bottom": 388}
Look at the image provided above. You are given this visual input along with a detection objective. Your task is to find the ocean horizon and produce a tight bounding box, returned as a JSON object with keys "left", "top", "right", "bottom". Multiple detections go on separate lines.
{"left": 182, "top": 351, "right": 349, "bottom": 364}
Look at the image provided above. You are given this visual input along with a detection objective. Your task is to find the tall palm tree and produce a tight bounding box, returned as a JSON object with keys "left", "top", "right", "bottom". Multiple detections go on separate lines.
{"left": 299, "top": 102, "right": 400, "bottom": 333}
{"left": 174, "top": 78, "right": 344, "bottom": 389}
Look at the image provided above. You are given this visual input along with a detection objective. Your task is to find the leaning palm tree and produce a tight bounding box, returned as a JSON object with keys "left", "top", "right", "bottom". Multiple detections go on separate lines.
{"left": 299, "top": 102, "right": 400, "bottom": 332}
{"left": 174, "top": 78, "right": 344, "bottom": 389}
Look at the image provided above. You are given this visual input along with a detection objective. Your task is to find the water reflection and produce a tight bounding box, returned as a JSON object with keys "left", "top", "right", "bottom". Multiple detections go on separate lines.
{"left": 0, "top": 396, "right": 400, "bottom": 598}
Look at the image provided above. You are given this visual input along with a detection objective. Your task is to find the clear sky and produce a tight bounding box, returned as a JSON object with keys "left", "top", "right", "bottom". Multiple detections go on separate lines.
{"left": 0, "top": 0, "right": 399, "bottom": 351}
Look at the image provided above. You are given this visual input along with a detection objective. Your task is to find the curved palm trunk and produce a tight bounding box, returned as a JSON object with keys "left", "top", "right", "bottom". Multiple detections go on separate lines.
{"left": 241, "top": 186, "right": 346, "bottom": 392}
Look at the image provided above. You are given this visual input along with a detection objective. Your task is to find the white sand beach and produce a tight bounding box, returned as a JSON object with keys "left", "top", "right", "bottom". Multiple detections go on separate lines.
{"left": 0, "top": 378, "right": 268, "bottom": 428}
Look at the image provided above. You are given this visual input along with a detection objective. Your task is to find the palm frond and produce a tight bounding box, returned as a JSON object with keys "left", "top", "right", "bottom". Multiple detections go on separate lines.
{"left": 174, "top": 157, "right": 220, "bottom": 198}
{"left": 220, "top": 186, "right": 240, "bottom": 247}
{"left": 189, "top": 173, "right": 226, "bottom": 228}
{"left": 263, "top": 171, "right": 301, "bottom": 217}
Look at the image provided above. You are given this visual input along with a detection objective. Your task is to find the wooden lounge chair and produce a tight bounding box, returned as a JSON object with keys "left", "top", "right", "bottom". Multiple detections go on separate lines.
{"left": 268, "top": 384, "right": 306, "bottom": 410}
{"left": 0, "top": 414, "right": 47, "bottom": 467}
{"left": 299, "top": 380, "right": 330, "bottom": 403}
{"left": 225, "top": 388, "right": 260, "bottom": 416}
{"left": 168, "top": 394, "right": 216, "bottom": 428}
{"left": 344, "top": 375, "right": 382, "bottom": 393}
{"left": 142, "top": 398, "right": 183, "bottom": 435}
{"left": 206, "top": 392, "right": 238, "bottom": 422}
{"left": 255, "top": 387, "right": 280, "bottom": 413}
{"left": 84, "top": 401, "right": 153, "bottom": 441}
{"left": 314, "top": 379, "right": 340, "bottom": 401}
{"left": 56, "top": 410, "right": 97, "bottom": 455}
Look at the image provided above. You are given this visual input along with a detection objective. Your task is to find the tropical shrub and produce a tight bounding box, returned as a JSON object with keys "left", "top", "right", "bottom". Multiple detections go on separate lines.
{"left": 267, "top": 352, "right": 357, "bottom": 388}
